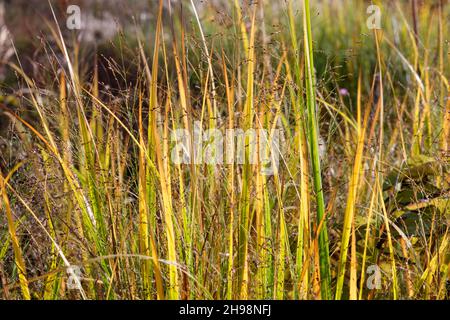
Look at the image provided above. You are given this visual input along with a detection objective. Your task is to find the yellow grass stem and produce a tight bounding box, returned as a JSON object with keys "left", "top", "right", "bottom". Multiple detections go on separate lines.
{"left": 336, "top": 72, "right": 369, "bottom": 299}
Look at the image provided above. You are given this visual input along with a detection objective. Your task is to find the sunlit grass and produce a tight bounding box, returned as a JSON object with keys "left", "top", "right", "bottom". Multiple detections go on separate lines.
{"left": 0, "top": 0, "right": 448, "bottom": 300}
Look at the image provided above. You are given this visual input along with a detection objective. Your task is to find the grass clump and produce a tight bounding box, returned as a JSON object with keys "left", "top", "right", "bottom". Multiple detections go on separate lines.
{"left": 0, "top": 0, "right": 448, "bottom": 300}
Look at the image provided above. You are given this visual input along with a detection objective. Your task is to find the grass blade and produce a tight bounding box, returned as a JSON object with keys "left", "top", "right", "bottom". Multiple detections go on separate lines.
{"left": 301, "top": 0, "right": 332, "bottom": 300}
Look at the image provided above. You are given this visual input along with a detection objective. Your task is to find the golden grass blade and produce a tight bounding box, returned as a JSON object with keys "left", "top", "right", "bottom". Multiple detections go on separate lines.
{"left": 0, "top": 171, "right": 30, "bottom": 300}
{"left": 335, "top": 72, "right": 369, "bottom": 299}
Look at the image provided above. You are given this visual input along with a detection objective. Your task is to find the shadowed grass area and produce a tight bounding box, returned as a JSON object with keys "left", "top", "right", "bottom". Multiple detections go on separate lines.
{"left": 0, "top": 0, "right": 449, "bottom": 300}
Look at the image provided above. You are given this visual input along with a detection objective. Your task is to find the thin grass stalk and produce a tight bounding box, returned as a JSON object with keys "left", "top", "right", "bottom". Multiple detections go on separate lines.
{"left": 222, "top": 53, "right": 236, "bottom": 300}
{"left": 255, "top": 123, "right": 265, "bottom": 299}
{"left": 438, "top": 0, "right": 448, "bottom": 157}
{"left": 335, "top": 72, "right": 369, "bottom": 299}
{"left": 273, "top": 173, "right": 286, "bottom": 300}
{"left": 287, "top": 3, "right": 311, "bottom": 299}
{"left": 138, "top": 90, "right": 160, "bottom": 299}
{"left": 301, "top": 0, "right": 332, "bottom": 299}
{"left": 378, "top": 183, "right": 399, "bottom": 299}
{"left": 41, "top": 150, "right": 60, "bottom": 300}
{"left": 358, "top": 180, "right": 378, "bottom": 300}
{"left": 0, "top": 171, "right": 30, "bottom": 300}
{"left": 149, "top": 0, "right": 179, "bottom": 299}
{"left": 238, "top": 5, "right": 257, "bottom": 299}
